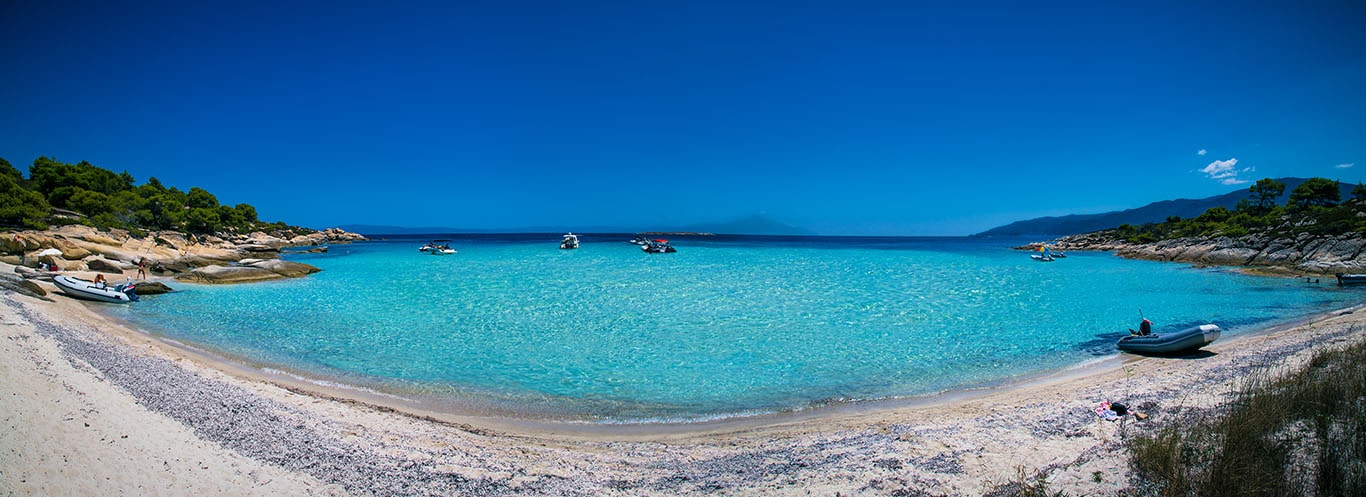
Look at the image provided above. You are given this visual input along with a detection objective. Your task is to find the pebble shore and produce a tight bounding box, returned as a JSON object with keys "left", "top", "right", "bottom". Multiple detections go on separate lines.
{"left": 3, "top": 288, "right": 1362, "bottom": 496}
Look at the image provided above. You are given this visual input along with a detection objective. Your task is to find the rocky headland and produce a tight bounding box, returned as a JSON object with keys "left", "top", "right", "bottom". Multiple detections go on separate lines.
{"left": 1030, "top": 230, "right": 1366, "bottom": 275}
{"left": 2, "top": 225, "right": 366, "bottom": 289}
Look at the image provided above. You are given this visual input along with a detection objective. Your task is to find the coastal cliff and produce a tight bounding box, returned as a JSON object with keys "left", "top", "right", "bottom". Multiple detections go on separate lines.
{"left": 2, "top": 225, "right": 365, "bottom": 285}
{"left": 1042, "top": 230, "right": 1365, "bottom": 275}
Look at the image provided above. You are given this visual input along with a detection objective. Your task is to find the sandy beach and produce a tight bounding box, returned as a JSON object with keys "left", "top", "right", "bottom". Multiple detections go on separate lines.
{"left": 2, "top": 270, "right": 1363, "bottom": 496}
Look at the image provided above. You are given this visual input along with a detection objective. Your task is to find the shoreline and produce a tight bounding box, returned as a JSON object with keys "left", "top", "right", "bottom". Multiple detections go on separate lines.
{"left": 88, "top": 276, "right": 1346, "bottom": 438}
{"left": 4, "top": 283, "right": 1364, "bottom": 496}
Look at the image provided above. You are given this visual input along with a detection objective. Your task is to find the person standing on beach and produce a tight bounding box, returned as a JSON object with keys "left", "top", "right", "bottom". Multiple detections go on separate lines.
{"left": 137, "top": 257, "right": 147, "bottom": 280}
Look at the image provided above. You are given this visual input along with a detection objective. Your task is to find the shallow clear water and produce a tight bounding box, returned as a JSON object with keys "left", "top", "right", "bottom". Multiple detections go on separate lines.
{"left": 109, "top": 234, "right": 1359, "bottom": 422}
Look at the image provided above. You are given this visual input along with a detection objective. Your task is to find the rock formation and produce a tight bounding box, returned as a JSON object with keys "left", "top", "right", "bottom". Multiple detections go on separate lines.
{"left": 3, "top": 225, "right": 365, "bottom": 285}
{"left": 1039, "top": 231, "right": 1366, "bottom": 275}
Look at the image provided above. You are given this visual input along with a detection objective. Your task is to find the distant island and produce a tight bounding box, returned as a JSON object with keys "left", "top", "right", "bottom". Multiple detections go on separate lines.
{"left": 341, "top": 213, "right": 813, "bottom": 237}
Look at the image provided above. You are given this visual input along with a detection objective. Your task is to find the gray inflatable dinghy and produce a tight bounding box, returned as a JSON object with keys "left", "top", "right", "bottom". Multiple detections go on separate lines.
{"left": 1117, "top": 324, "right": 1220, "bottom": 355}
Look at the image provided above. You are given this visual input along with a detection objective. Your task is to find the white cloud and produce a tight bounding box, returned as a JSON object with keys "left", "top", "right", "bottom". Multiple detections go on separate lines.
{"left": 1336, "top": 163, "right": 1355, "bottom": 169}
{"left": 1200, "top": 158, "right": 1252, "bottom": 185}
{"left": 1197, "top": 149, "right": 1208, "bottom": 156}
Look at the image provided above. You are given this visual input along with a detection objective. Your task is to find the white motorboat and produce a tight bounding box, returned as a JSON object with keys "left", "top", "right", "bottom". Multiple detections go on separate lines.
{"left": 420, "top": 239, "right": 453, "bottom": 253}
{"left": 52, "top": 275, "right": 139, "bottom": 303}
{"left": 560, "top": 233, "right": 580, "bottom": 250}
{"left": 642, "top": 239, "right": 676, "bottom": 253}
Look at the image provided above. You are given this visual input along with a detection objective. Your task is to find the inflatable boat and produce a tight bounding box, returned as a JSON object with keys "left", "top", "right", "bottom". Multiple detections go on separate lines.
{"left": 52, "top": 275, "right": 139, "bottom": 303}
{"left": 1117, "top": 324, "right": 1220, "bottom": 355}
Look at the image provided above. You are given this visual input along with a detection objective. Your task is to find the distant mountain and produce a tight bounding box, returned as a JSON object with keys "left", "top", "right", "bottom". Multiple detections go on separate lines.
{"left": 974, "top": 178, "right": 1355, "bottom": 237}
{"left": 339, "top": 214, "right": 815, "bottom": 237}
{"left": 335, "top": 224, "right": 490, "bottom": 235}
{"left": 682, "top": 214, "right": 816, "bottom": 236}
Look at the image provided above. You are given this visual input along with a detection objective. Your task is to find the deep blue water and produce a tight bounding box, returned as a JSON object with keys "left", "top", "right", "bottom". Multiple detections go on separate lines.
{"left": 107, "top": 234, "right": 1360, "bottom": 423}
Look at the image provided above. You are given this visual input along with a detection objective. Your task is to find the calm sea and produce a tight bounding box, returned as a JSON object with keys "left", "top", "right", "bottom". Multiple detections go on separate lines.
{"left": 107, "top": 234, "right": 1359, "bottom": 423}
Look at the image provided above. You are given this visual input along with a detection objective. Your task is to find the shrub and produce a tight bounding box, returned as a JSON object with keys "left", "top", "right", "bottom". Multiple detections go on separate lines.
{"left": 1127, "top": 339, "right": 1366, "bottom": 496}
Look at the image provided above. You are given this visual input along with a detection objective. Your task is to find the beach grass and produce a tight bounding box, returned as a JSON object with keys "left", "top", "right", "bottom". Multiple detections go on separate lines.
{"left": 1126, "top": 329, "right": 1366, "bottom": 497}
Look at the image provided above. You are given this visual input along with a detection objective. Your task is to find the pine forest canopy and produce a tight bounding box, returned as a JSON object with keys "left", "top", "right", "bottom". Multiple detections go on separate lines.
{"left": 0, "top": 156, "right": 291, "bottom": 235}
{"left": 1113, "top": 177, "right": 1366, "bottom": 243}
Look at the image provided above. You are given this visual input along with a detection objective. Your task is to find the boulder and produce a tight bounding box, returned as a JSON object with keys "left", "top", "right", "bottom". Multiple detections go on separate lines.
{"left": 177, "top": 265, "right": 282, "bottom": 284}
{"left": 289, "top": 233, "right": 328, "bottom": 246}
{"left": 243, "top": 232, "right": 289, "bottom": 249}
{"left": 3, "top": 232, "right": 50, "bottom": 254}
{"left": 246, "top": 259, "right": 321, "bottom": 278}
{"left": 322, "top": 227, "right": 367, "bottom": 242}
{"left": 154, "top": 233, "right": 192, "bottom": 251}
{"left": 86, "top": 258, "right": 129, "bottom": 274}
{"left": 38, "top": 255, "right": 67, "bottom": 270}
{"left": 0, "top": 276, "right": 52, "bottom": 301}
{"left": 177, "top": 260, "right": 321, "bottom": 284}
{"left": 14, "top": 265, "right": 55, "bottom": 281}
{"left": 54, "top": 240, "right": 93, "bottom": 260}
{"left": 52, "top": 225, "right": 122, "bottom": 246}
{"left": 132, "top": 281, "right": 173, "bottom": 295}
{"left": 237, "top": 243, "right": 281, "bottom": 253}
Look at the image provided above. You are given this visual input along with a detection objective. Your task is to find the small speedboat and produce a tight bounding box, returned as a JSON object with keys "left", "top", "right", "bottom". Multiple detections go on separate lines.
{"left": 628, "top": 235, "right": 650, "bottom": 245}
{"left": 1336, "top": 273, "right": 1366, "bottom": 286}
{"left": 52, "top": 275, "right": 139, "bottom": 303}
{"left": 1031, "top": 254, "right": 1054, "bottom": 262}
{"left": 560, "top": 233, "right": 580, "bottom": 250}
{"left": 420, "top": 239, "right": 453, "bottom": 253}
{"left": 642, "top": 239, "right": 676, "bottom": 253}
{"left": 1117, "top": 324, "right": 1221, "bottom": 355}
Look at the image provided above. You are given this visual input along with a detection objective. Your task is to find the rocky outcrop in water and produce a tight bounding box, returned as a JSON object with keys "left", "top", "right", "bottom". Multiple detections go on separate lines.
{"left": 177, "top": 260, "right": 322, "bottom": 284}
{"left": 2, "top": 225, "right": 365, "bottom": 284}
{"left": 1038, "top": 231, "right": 1366, "bottom": 275}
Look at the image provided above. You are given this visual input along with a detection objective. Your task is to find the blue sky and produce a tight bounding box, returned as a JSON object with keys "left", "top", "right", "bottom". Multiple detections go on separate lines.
{"left": 3, "top": 1, "right": 1364, "bottom": 235}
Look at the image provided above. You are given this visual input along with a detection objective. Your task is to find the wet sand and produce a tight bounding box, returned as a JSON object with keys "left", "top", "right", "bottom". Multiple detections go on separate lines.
{"left": 2, "top": 273, "right": 1362, "bottom": 496}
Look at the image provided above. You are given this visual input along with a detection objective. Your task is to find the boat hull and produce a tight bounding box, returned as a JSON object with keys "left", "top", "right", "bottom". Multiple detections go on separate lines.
{"left": 1117, "top": 324, "right": 1220, "bottom": 355}
{"left": 53, "top": 275, "right": 138, "bottom": 303}
{"left": 1336, "top": 273, "right": 1366, "bottom": 286}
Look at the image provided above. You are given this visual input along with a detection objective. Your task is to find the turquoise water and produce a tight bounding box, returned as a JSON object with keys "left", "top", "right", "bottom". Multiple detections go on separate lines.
{"left": 109, "top": 235, "right": 1359, "bottom": 423}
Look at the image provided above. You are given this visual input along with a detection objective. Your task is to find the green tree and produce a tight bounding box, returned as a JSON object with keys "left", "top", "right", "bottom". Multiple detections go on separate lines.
{"left": 1248, "top": 178, "right": 1286, "bottom": 210}
{"left": 1197, "top": 206, "right": 1231, "bottom": 223}
{"left": 185, "top": 207, "right": 221, "bottom": 233}
{"left": 187, "top": 186, "right": 219, "bottom": 209}
{"left": 1288, "top": 178, "right": 1341, "bottom": 209}
{"left": 67, "top": 188, "right": 113, "bottom": 216}
{"left": 0, "top": 157, "right": 24, "bottom": 184}
{"left": 0, "top": 173, "right": 50, "bottom": 228}
{"left": 1353, "top": 182, "right": 1366, "bottom": 201}
{"left": 147, "top": 193, "right": 187, "bottom": 230}
{"left": 29, "top": 157, "right": 134, "bottom": 197}
{"left": 234, "top": 203, "right": 258, "bottom": 224}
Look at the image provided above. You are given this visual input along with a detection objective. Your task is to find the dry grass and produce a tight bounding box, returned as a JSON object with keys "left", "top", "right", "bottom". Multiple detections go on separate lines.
{"left": 1126, "top": 333, "right": 1366, "bottom": 497}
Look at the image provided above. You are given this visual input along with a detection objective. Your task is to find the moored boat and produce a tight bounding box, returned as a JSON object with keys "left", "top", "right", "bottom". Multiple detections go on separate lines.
{"left": 1031, "top": 254, "right": 1054, "bottom": 262}
{"left": 642, "top": 239, "right": 676, "bottom": 253}
{"left": 52, "top": 275, "right": 139, "bottom": 303}
{"left": 1336, "top": 273, "right": 1366, "bottom": 286}
{"left": 1117, "top": 324, "right": 1221, "bottom": 355}
{"left": 419, "top": 239, "right": 453, "bottom": 253}
{"left": 560, "top": 233, "right": 580, "bottom": 250}
{"left": 422, "top": 239, "right": 456, "bottom": 255}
